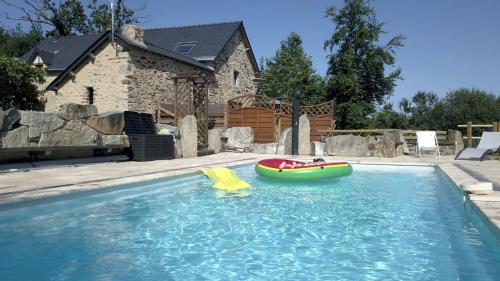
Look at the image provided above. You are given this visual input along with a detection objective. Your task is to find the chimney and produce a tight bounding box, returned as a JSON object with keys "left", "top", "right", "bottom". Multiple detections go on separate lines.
{"left": 121, "top": 24, "right": 145, "bottom": 46}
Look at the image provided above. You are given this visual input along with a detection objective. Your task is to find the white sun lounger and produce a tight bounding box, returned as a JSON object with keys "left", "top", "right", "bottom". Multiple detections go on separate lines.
{"left": 455, "top": 132, "right": 500, "bottom": 161}
{"left": 416, "top": 131, "right": 440, "bottom": 158}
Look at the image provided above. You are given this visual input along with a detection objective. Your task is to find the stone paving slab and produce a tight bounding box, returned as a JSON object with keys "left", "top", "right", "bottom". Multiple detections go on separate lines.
{"left": 0, "top": 152, "right": 499, "bottom": 234}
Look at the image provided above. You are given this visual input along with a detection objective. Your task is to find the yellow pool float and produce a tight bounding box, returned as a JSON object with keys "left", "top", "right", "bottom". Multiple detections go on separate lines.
{"left": 202, "top": 167, "right": 251, "bottom": 192}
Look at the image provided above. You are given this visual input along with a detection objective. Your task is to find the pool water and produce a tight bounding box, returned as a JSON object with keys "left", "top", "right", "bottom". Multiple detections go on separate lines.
{"left": 0, "top": 165, "right": 499, "bottom": 280}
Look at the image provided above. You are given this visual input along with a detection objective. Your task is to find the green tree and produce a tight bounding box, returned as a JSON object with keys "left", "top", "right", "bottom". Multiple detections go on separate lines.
{"left": 370, "top": 103, "right": 408, "bottom": 129}
{"left": 0, "top": 57, "right": 45, "bottom": 110}
{"left": 259, "top": 32, "right": 326, "bottom": 105}
{"left": 0, "top": 25, "right": 43, "bottom": 57}
{"left": 324, "top": 0, "right": 404, "bottom": 128}
{"left": 440, "top": 88, "right": 500, "bottom": 129}
{"left": 399, "top": 91, "right": 440, "bottom": 129}
{"left": 1, "top": 0, "right": 139, "bottom": 37}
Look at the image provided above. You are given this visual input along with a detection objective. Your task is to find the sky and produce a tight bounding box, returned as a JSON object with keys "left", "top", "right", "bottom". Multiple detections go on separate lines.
{"left": 2, "top": 0, "right": 500, "bottom": 106}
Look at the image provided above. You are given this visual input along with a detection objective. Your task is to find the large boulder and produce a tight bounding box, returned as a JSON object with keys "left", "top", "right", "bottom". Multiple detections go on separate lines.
{"left": 447, "top": 130, "right": 464, "bottom": 155}
{"left": 178, "top": 115, "right": 197, "bottom": 158}
{"left": 101, "top": 135, "right": 129, "bottom": 146}
{"left": 38, "top": 120, "right": 99, "bottom": 146}
{"left": 2, "top": 126, "right": 29, "bottom": 148}
{"left": 391, "top": 130, "right": 405, "bottom": 145}
{"left": 251, "top": 143, "right": 277, "bottom": 154}
{"left": 277, "top": 127, "right": 292, "bottom": 155}
{"left": 367, "top": 132, "right": 396, "bottom": 157}
{"left": 57, "top": 103, "right": 98, "bottom": 121}
{"left": 1, "top": 108, "right": 21, "bottom": 132}
{"left": 312, "top": 141, "right": 325, "bottom": 156}
{"left": 298, "top": 114, "right": 311, "bottom": 155}
{"left": 85, "top": 111, "right": 124, "bottom": 135}
{"left": 224, "top": 127, "right": 254, "bottom": 150}
{"left": 325, "top": 134, "right": 370, "bottom": 156}
{"left": 19, "top": 111, "right": 66, "bottom": 139}
{"left": 208, "top": 128, "right": 223, "bottom": 154}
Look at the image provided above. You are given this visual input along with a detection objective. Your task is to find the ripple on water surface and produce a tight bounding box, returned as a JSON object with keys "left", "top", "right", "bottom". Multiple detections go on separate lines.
{"left": 0, "top": 164, "right": 499, "bottom": 281}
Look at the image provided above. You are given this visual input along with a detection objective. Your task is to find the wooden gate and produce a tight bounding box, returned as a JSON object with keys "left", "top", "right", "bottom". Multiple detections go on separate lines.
{"left": 227, "top": 94, "right": 335, "bottom": 143}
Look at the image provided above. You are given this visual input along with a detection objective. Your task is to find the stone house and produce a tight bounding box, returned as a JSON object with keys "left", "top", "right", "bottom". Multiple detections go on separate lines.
{"left": 23, "top": 22, "right": 260, "bottom": 114}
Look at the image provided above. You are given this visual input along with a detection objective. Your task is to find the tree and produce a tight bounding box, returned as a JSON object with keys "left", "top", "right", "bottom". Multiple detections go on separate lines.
{"left": 0, "top": 25, "right": 43, "bottom": 57}
{"left": 1, "top": 0, "right": 139, "bottom": 37}
{"left": 397, "top": 88, "right": 499, "bottom": 130}
{"left": 399, "top": 91, "right": 440, "bottom": 129}
{"left": 259, "top": 32, "right": 326, "bottom": 105}
{"left": 440, "top": 88, "right": 500, "bottom": 129}
{"left": 324, "top": 0, "right": 404, "bottom": 128}
{"left": 0, "top": 57, "right": 45, "bottom": 110}
{"left": 370, "top": 103, "right": 408, "bottom": 129}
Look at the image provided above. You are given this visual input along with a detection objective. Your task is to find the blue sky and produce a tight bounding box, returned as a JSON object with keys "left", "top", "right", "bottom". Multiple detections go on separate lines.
{"left": 2, "top": 0, "right": 500, "bottom": 105}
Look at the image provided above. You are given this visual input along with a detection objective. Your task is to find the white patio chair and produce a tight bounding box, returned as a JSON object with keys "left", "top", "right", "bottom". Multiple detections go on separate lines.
{"left": 416, "top": 131, "right": 440, "bottom": 158}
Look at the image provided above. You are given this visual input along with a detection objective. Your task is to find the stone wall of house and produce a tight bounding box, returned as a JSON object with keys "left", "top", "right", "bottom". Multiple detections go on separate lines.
{"left": 126, "top": 47, "right": 209, "bottom": 114}
{"left": 43, "top": 42, "right": 130, "bottom": 113}
{"left": 208, "top": 30, "right": 258, "bottom": 103}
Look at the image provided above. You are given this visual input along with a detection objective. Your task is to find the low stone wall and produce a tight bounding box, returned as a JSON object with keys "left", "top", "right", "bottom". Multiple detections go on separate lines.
{"left": 1, "top": 103, "right": 129, "bottom": 150}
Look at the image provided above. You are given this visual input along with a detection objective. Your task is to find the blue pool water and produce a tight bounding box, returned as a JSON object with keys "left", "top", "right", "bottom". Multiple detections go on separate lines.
{"left": 0, "top": 165, "right": 499, "bottom": 280}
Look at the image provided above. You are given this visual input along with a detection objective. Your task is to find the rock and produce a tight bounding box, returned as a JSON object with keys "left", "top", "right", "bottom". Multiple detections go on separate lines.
{"left": 85, "top": 111, "right": 124, "bottom": 135}
{"left": 208, "top": 128, "right": 223, "bottom": 154}
{"left": 102, "top": 135, "right": 129, "bottom": 146}
{"left": 19, "top": 111, "right": 65, "bottom": 139}
{"left": 1, "top": 108, "right": 21, "bottom": 132}
{"left": 57, "top": 103, "right": 98, "bottom": 121}
{"left": 312, "top": 141, "right": 325, "bottom": 156}
{"left": 2, "top": 126, "right": 29, "bottom": 148}
{"left": 0, "top": 110, "right": 4, "bottom": 131}
{"left": 251, "top": 143, "right": 277, "bottom": 154}
{"left": 395, "top": 144, "right": 404, "bottom": 156}
{"left": 277, "top": 127, "right": 292, "bottom": 155}
{"left": 391, "top": 130, "right": 405, "bottom": 144}
{"left": 39, "top": 120, "right": 99, "bottom": 146}
{"left": 298, "top": 114, "right": 311, "bottom": 155}
{"left": 178, "top": 115, "right": 197, "bottom": 158}
{"left": 367, "top": 132, "right": 396, "bottom": 157}
{"left": 325, "top": 134, "right": 369, "bottom": 156}
{"left": 174, "top": 141, "right": 182, "bottom": 158}
{"left": 224, "top": 127, "right": 254, "bottom": 149}
{"left": 402, "top": 142, "right": 411, "bottom": 154}
{"left": 447, "top": 130, "right": 464, "bottom": 155}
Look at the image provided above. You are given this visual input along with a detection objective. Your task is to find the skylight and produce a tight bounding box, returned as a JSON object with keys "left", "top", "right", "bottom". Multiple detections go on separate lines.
{"left": 174, "top": 42, "right": 197, "bottom": 55}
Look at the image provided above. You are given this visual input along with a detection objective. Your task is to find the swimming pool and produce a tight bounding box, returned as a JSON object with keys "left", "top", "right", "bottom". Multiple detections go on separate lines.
{"left": 0, "top": 164, "right": 499, "bottom": 280}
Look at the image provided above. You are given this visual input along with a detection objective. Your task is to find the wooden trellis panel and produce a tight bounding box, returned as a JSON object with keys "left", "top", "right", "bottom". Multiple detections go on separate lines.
{"left": 228, "top": 108, "right": 275, "bottom": 143}
{"left": 227, "top": 94, "right": 335, "bottom": 143}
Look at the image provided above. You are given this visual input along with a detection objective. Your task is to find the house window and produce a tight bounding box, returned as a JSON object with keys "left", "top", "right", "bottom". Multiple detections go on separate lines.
{"left": 231, "top": 70, "right": 240, "bottom": 86}
{"left": 86, "top": 87, "right": 94, "bottom": 105}
{"left": 174, "top": 42, "right": 197, "bottom": 54}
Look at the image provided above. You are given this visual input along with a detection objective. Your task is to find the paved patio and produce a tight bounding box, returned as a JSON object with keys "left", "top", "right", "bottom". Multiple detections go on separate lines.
{"left": 0, "top": 153, "right": 499, "bottom": 233}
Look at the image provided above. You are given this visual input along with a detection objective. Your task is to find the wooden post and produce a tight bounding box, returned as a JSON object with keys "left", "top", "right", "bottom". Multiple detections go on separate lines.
{"left": 493, "top": 121, "right": 499, "bottom": 132}
{"left": 467, "top": 121, "right": 473, "bottom": 147}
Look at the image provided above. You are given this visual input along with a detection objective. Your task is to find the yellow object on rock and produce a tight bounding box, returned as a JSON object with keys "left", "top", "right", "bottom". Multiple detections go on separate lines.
{"left": 202, "top": 167, "right": 251, "bottom": 192}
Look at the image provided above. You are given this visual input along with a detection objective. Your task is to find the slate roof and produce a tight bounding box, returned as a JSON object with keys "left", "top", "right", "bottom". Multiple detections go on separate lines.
{"left": 23, "top": 21, "right": 254, "bottom": 72}
{"left": 144, "top": 21, "right": 242, "bottom": 61}
{"left": 22, "top": 33, "right": 102, "bottom": 71}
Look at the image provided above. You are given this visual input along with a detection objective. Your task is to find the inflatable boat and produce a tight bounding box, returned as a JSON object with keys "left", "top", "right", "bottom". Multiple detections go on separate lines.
{"left": 255, "top": 158, "right": 353, "bottom": 180}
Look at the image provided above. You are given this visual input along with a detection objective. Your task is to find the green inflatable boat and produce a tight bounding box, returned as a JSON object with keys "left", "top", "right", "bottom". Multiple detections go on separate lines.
{"left": 255, "top": 158, "right": 353, "bottom": 180}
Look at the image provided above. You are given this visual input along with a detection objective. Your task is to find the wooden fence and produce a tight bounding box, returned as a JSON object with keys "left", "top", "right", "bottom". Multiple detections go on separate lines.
{"left": 457, "top": 121, "right": 499, "bottom": 147}
{"left": 227, "top": 94, "right": 335, "bottom": 143}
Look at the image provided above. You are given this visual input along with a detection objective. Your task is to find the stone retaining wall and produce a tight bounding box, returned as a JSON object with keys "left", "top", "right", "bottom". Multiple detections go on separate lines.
{"left": 1, "top": 103, "right": 128, "bottom": 149}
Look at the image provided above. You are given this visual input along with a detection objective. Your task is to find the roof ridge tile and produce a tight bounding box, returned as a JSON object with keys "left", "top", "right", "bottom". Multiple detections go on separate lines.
{"left": 145, "top": 21, "right": 242, "bottom": 31}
